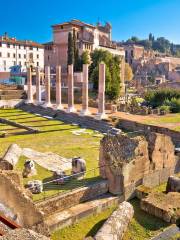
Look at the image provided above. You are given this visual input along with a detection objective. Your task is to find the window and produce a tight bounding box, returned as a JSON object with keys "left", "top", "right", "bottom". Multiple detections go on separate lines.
{"left": 18, "top": 54, "right": 21, "bottom": 58}
{"left": 13, "top": 53, "right": 16, "bottom": 58}
{"left": 7, "top": 53, "right": 10, "bottom": 58}
{"left": 0, "top": 52, "right": 1, "bottom": 57}
{"left": 19, "top": 61, "right": 21, "bottom": 66}
{"left": 61, "top": 26, "right": 64, "bottom": 29}
{"left": 13, "top": 44, "right": 15, "bottom": 48}
{"left": 19, "top": 45, "right": 21, "bottom": 49}
{"left": 29, "top": 46, "right": 33, "bottom": 50}
{"left": 37, "top": 47, "right": 39, "bottom": 51}
{"left": 131, "top": 50, "right": 134, "bottom": 58}
{"left": 24, "top": 46, "right": 26, "bottom": 49}
{"left": 48, "top": 55, "right": 50, "bottom": 61}
{"left": 13, "top": 61, "right": 16, "bottom": 66}
{"left": 24, "top": 62, "right": 27, "bottom": 66}
{"left": 37, "top": 54, "right": 39, "bottom": 59}
{"left": 24, "top": 54, "right": 26, "bottom": 59}
{"left": 7, "top": 43, "right": 10, "bottom": 48}
{"left": 0, "top": 42, "right": 2, "bottom": 47}
{"left": 37, "top": 62, "right": 39, "bottom": 67}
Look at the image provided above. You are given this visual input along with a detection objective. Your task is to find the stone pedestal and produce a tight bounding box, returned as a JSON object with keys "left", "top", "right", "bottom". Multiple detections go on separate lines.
{"left": 26, "top": 67, "right": 33, "bottom": 103}
{"left": 36, "top": 67, "right": 41, "bottom": 104}
{"left": 56, "top": 65, "right": 63, "bottom": 110}
{"left": 43, "top": 66, "right": 52, "bottom": 108}
{"left": 80, "top": 64, "right": 90, "bottom": 116}
{"left": 96, "top": 63, "right": 107, "bottom": 120}
{"left": 67, "top": 65, "right": 76, "bottom": 113}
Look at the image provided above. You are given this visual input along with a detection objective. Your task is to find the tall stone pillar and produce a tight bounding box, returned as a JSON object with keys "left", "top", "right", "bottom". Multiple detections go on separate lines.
{"left": 96, "top": 63, "right": 107, "bottom": 120}
{"left": 36, "top": 67, "right": 41, "bottom": 104}
{"left": 43, "top": 66, "right": 52, "bottom": 108}
{"left": 120, "top": 57, "right": 126, "bottom": 96}
{"left": 56, "top": 65, "right": 63, "bottom": 110}
{"left": 26, "top": 67, "right": 33, "bottom": 103}
{"left": 67, "top": 64, "right": 76, "bottom": 113}
{"left": 81, "top": 64, "right": 90, "bottom": 115}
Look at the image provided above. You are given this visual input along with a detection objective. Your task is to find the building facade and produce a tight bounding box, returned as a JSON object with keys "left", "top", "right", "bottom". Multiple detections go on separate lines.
{"left": 44, "top": 19, "right": 125, "bottom": 72}
{"left": 0, "top": 33, "right": 44, "bottom": 73}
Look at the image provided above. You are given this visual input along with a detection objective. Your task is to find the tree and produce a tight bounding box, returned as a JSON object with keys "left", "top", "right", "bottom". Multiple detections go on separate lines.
{"left": 90, "top": 49, "right": 121, "bottom": 101}
{"left": 81, "top": 50, "right": 91, "bottom": 64}
{"left": 67, "top": 32, "right": 74, "bottom": 65}
{"left": 124, "top": 63, "right": 133, "bottom": 82}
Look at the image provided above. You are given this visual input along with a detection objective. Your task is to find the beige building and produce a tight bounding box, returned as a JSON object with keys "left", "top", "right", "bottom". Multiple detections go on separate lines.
{"left": 44, "top": 19, "right": 125, "bottom": 72}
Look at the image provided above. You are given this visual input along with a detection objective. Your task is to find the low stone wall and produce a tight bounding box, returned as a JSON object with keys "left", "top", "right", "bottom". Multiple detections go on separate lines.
{"left": 0, "top": 99, "right": 24, "bottom": 108}
{"left": 36, "top": 180, "right": 108, "bottom": 217}
{"left": 117, "top": 118, "right": 180, "bottom": 147}
{"left": 94, "top": 201, "right": 134, "bottom": 240}
{"left": 141, "top": 192, "right": 180, "bottom": 223}
{"left": 0, "top": 118, "right": 39, "bottom": 134}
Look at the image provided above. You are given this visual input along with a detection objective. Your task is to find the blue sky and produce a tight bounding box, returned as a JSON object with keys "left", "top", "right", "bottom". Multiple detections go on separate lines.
{"left": 1, "top": 0, "right": 179, "bottom": 44}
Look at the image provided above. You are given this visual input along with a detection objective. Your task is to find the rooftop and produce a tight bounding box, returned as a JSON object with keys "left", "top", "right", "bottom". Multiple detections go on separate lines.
{"left": 0, "top": 33, "right": 44, "bottom": 48}
{"left": 52, "top": 19, "right": 96, "bottom": 29}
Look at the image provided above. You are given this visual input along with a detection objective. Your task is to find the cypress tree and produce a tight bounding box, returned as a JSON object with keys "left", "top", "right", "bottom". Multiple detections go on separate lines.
{"left": 67, "top": 32, "right": 74, "bottom": 65}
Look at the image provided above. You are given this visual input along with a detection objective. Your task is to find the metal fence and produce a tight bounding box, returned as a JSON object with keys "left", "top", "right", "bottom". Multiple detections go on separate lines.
{"left": 36, "top": 166, "right": 102, "bottom": 202}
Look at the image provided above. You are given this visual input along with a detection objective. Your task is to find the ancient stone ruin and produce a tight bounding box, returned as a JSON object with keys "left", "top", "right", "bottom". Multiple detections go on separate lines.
{"left": 94, "top": 201, "right": 134, "bottom": 240}
{"left": 99, "top": 132, "right": 177, "bottom": 199}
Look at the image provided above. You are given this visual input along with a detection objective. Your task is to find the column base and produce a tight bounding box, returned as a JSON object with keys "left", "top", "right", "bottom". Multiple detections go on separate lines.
{"left": 35, "top": 100, "right": 42, "bottom": 105}
{"left": 95, "top": 112, "right": 108, "bottom": 120}
{"left": 25, "top": 99, "right": 34, "bottom": 104}
{"left": 67, "top": 106, "right": 76, "bottom": 113}
{"left": 43, "top": 102, "right": 52, "bottom": 108}
{"left": 80, "top": 109, "right": 90, "bottom": 116}
{"left": 56, "top": 104, "right": 64, "bottom": 110}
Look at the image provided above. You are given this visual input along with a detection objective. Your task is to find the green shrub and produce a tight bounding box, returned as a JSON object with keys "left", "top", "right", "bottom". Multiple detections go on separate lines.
{"left": 169, "top": 98, "right": 180, "bottom": 113}
{"left": 145, "top": 88, "right": 180, "bottom": 112}
{"left": 159, "top": 105, "right": 170, "bottom": 113}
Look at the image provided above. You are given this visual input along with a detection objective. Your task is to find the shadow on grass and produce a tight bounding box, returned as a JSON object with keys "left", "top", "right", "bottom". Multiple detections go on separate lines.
{"left": 27, "top": 123, "right": 66, "bottom": 128}
{"left": 9, "top": 115, "right": 43, "bottom": 121}
{"left": 130, "top": 198, "right": 169, "bottom": 231}
{"left": 86, "top": 219, "right": 106, "bottom": 237}
{"left": 42, "top": 176, "right": 101, "bottom": 192}
{"left": 0, "top": 113, "right": 30, "bottom": 118}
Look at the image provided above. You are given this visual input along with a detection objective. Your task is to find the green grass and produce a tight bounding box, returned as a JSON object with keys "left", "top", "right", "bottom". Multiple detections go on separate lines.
{"left": 123, "top": 199, "right": 170, "bottom": 240}
{"left": 0, "top": 108, "right": 103, "bottom": 201}
{"left": 144, "top": 113, "right": 180, "bottom": 131}
{"left": 51, "top": 199, "right": 169, "bottom": 240}
{"left": 51, "top": 206, "right": 116, "bottom": 240}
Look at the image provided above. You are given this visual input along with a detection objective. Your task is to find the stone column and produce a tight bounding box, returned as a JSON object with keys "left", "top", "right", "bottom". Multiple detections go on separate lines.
{"left": 26, "top": 67, "right": 33, "bottom": 103}
{"left": 80, "top": 64, "right": 90, "bottom": 115}
{"left": 56, "top": 65, "right": 63, "bottom": 110}
{"left": 96, "top": 63, "right": 107, "bottom": 120}
{"left": 120, "top": 56, "right": 126, "bottom": 96}
{"left": 67, "top": 64, "right": 76, "bottom": 113}
{"left": 43, "top": 66, "right": 52, "bottom": 108}
{"left": 36, "top": 67, "right": 41, "bottom": 104}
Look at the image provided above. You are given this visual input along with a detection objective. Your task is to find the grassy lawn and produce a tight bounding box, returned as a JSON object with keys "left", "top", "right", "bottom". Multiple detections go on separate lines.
{"left": 123, "top": 199, "right": 169, "bottom": 240}
{"left": 143, "top": 113, "right": 180, "bottom": 131}
{"left": 51, "top": 199, "right": 169, "bottom": 240}
{"left": 0, "top": 108, "right": 103, "bottom": 201}
{"left": 51, "top": 206, "right": 116, "bottom": 240}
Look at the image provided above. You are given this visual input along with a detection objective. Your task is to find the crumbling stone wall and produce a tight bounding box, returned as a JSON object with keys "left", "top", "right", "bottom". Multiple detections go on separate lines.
{"left": 0, "top": 171, "right": 49, "bottom": 236}
{"left": 99, "top": 132, "right": 177, "bottom": 199}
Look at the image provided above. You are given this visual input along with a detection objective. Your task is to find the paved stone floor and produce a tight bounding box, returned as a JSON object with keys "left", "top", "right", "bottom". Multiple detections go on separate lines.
{"left": 151, "top": 225, "right": 180, "bottom": 240}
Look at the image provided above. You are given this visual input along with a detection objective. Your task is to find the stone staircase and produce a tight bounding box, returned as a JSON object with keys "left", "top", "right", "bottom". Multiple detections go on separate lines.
{"left": 18, "top": 103, "right": 120, "bottom": 134}
{"left": 44, "top": 193, "right": 120, "bottom": 232}
{"left": 0, "top": 88, "right": 25, "bottom": 100}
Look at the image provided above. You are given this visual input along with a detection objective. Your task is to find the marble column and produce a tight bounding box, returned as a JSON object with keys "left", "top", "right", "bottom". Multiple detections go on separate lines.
{"left": 36, "top": 67, "right": 41, "bottom": 104}
{"left": 80, "top": 64, "right": 90, "bottom": 115}
{"left": 96, "top": 63, "right": 107, "bottom": 120}
{"left": 67, "top": 64, "right": 76, "bottom": 113}
{"left": 120, "top": 56, "right": 126, "bottom": 96}
{"left": 26, "top": 67, "right": 33, "bottom": 103}
{"left": 56, "top": 65, "right": 63, "bottom": 110}
{"left": 43, "top": 66, "right": 52, "bottom": 108}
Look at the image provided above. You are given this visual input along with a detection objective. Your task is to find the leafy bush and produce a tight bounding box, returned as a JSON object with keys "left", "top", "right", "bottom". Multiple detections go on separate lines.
{"left": 159, "top": 105, "right": 170, "bottom": 113}
{"left": 145, "top": 89, "right": 180, "bottom": 112}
